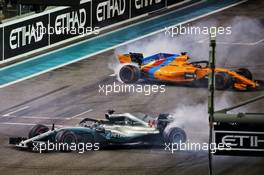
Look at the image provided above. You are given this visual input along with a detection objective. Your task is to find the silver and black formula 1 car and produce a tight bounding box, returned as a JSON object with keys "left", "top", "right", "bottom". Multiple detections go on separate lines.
{"left": 9, "top": 110, "right": 186, "bottom": 151}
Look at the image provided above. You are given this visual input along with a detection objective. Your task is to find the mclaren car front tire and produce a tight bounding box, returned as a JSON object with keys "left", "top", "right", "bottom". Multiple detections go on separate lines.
{"left": 215, "top": 72, "right": 233, "bottom": 90}
{"left": 119, "top": 65, "right": 140, "bottom": 84}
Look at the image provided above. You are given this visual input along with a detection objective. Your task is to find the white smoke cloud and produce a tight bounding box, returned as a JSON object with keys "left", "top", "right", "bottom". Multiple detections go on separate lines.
{"left": 108, "top": 55, "right": 140, "bottom": 83}
{"left": 114, "top": 16, "right": 263, "bottom": 68}
{"left": 215, "top": 16, "right": 264, "bottom": 68}
{"left": 165, "top": 95, "right": 235, "bottom": 143}
{"left": 110, "top": 17, "right": 263, "bottom": 143}
{"left": 108, "top": 54, "right": 124, "bottom": 82}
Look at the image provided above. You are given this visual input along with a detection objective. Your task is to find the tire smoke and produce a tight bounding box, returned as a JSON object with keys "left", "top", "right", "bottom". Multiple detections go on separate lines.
{"left": 111, "top": 17, "right": 263, "bottom": 143}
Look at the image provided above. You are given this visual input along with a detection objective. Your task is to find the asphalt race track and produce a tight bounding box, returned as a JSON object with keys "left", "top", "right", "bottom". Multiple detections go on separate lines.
{"left": 0, "top": 1, "right": 264, "bottom": 175}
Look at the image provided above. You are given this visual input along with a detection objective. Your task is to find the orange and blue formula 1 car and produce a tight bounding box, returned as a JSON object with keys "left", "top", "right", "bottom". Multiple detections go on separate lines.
{"left": 117, "top": 52, "right": 263, "bottom": 90}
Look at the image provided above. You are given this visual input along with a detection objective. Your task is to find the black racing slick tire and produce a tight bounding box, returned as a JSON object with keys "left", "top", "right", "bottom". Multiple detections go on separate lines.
{"left": 55, "top": 130, "right": 77, "bottom": 152}
{"left": 28, "top": 124, "right": 49, "bottom": 138}
{"left": 236, "top": 68, "right": 253, "bottom": 80}
{"left": 256, "top": 80, "right": 264, "bottom": 90}
{"left": 215, "top": 72, "right": 233, "bottom": 90}
{"left": 164, "top": 127, "right": 187, "bottom": 143}
{"left": 119, "top": 65, "right": 140, "bottom": 84}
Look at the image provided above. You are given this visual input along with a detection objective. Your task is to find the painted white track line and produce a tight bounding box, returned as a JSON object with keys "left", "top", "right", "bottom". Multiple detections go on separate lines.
{"left": 0, "top": 111, "right": 92, "bottom": 120}
{"left": 0, "top": 0, "right": 248, "bottom": 89}
{"left": 12, "top": 116, "right": 82, "bottom": 120}
{"left": 109, "top": 73, "right": 116, "bottom": 77}
{"left": 0, "top": 122, "right": 65, "bottom": 127}
{"left": 2, "top": 106, "right": 29, "bottom": 117}
{"left": 0, "top": 109, "right": 92, "bottom": 121}
{"left": 66, "top": 109, "right": 93, "bottom": 120}
{"left": 197, "top": 37, "right": 208, "bottom": 43}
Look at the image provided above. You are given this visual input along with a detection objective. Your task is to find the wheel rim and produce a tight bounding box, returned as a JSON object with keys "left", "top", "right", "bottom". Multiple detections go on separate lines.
{"left": 120, "top": 66, "right": 134, "bottom": 83}
{"left": 215, "top": 73, "right": 231, "bottom": 90}
{"left": 63, "top": 134, "right": 76, "bottom": 144}
{"left": 216, "top": 76, "right": 224, "bottom": 89}
{"left": 170, "top": 131, "right": 185, "bottom": 143}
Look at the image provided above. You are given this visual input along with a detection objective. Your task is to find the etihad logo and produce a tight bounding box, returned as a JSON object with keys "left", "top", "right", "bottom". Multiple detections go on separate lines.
{"left": 96, "top": 0, "right": 126, "bottom": 22}
{"left": 55, "top": 8, "right": 87, "bottom": 34}
{"left": 222, "top": 134, "right": 264, "bottom": 148}
{"left": 9, "top": 22, "right": 44, "bottom": 50}
{"left": 135, "top": 0, "right": 162, "bottom": 9}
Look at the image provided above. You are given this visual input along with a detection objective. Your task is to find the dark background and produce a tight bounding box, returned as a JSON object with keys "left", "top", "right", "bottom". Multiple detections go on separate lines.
{"left": 167, "top": 0, "right": 184, "bottom": 6}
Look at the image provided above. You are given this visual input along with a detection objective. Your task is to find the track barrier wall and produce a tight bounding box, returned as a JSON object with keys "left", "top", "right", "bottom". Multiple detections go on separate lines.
{"left": 0, "top": 0, "right": 195, "bottom": 63}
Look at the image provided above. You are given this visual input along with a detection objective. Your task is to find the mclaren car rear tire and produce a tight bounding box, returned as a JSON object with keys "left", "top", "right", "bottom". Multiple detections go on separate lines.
{"left": 119, "top": 65, "right": 140, "bottom": 84}
{"left": 164, "top": 127, "right": 187, "bottom": 144}
{"left": 236, "top": 68, "right": 252, "bottom": 80}
{"left": 215, "top": 72, "right": 232, "bottom": 90}
{"left": 55, "top": 130, "right": 77, "bottom": 152}
{"left": 28, "top": 124, "right": 49, "bottom": 138}
{"left": 256, "top": 80, "right": 264, "bottom": 90}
